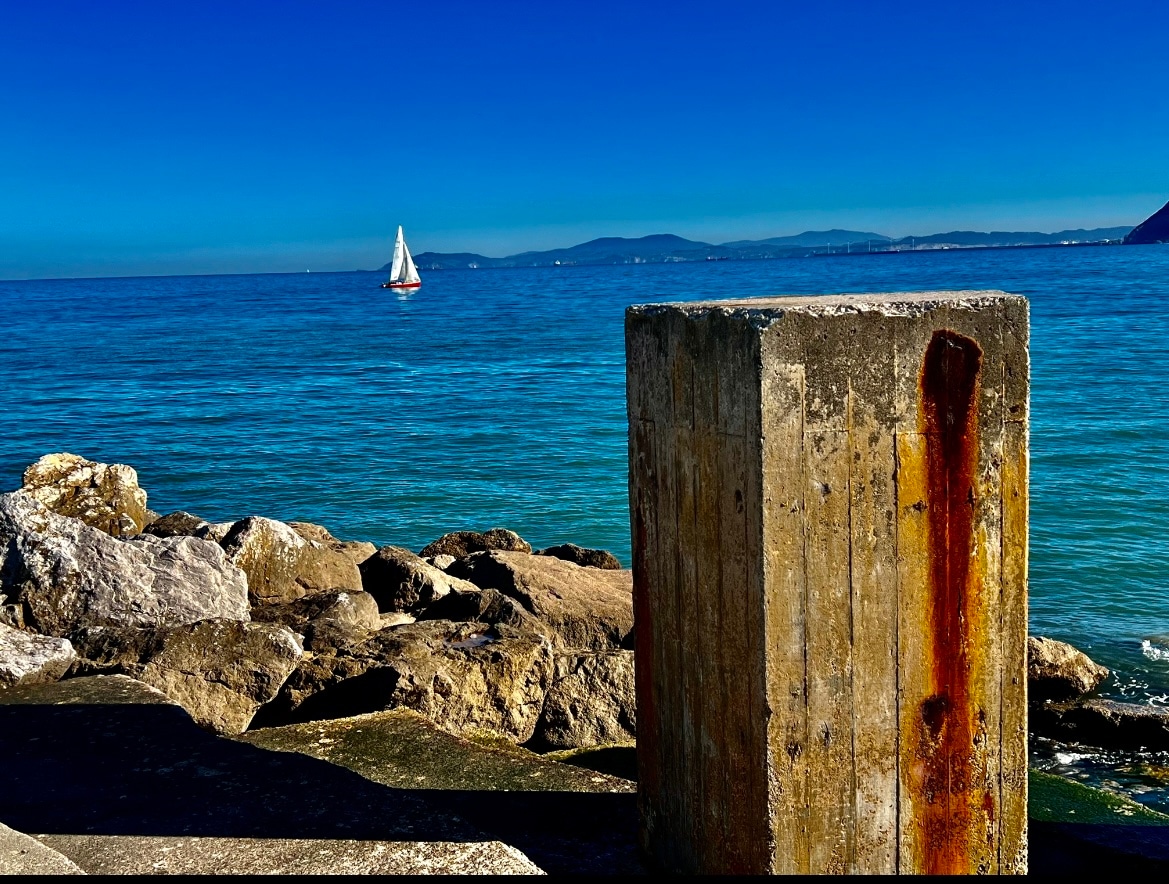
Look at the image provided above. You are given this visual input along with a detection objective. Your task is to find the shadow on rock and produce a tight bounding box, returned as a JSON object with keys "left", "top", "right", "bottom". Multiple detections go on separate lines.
{"left": 0, "top": 676, "right": 641, "bottom": 875}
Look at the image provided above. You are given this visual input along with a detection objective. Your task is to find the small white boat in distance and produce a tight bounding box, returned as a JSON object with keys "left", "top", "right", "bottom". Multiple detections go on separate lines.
{"left": 382, "top": 225, "right": 421, "bottom": 290}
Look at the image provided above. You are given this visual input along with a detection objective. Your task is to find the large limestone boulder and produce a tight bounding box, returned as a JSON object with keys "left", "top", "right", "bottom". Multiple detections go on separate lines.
{"left": 251, "top": 589, "right": 382, "bottom": 632}
{"left": 0, "top": 622, "right": 76, "bottom": 688}
{"left": 265, "top": 620, "right": 553, "bottom": 743}
{"left": 251, "top": 589, "right": 383, "bottom": 653}
{"left": 1028, "top": 635, "right": 1110, "bottom": 703}
{"left": 447, "top": 551, "right": 634, "bottom": 651}
{"left": 535, "top": 543, "right": 622, "bottom": 570}
{"left": 220, "top": 516, "right": 363, "bottom": 606}
{"left": 71, "top": 619, "right": 303, "bottom": 734}
{"left": 20, "top": 453, "right": 149, "bottom": 537}
{"left": 419, "top": 528, "right": 532, "bottom": 559}
{"left": 289, "top": 522, "right": 377, "bottom": 567}
{"left": 0, "top": 493, "right": 249, "bottom": 637}
{"left": 533, "top": 650, "right": 636, "bottom": 750}
{"left": 359, "top": 546, "right": 480, "bottom": 613}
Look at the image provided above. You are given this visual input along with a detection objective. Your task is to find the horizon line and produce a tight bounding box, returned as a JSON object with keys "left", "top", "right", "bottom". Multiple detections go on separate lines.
{"left": 1, "top": 221, "right": 1140, "bottom": 283}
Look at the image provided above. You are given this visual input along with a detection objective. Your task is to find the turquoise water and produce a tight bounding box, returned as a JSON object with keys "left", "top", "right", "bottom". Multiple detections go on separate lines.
{"left": 2, "top": 246, "right": 1168, "bottom": 705}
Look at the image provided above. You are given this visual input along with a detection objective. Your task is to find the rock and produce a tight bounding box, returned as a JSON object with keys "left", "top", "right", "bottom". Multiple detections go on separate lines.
{"left": 251, "top": 589, "right": 383, "bottom": 653}
{"left": 263, "top": 620, "right": 553, "bottom": 743}
{"left": 250, "top": 589, "right": 382, "bottom": 632}
{"left": 535, "top": 543, "right": 622, "bottom": 570}
{"left": 533, "top": 650, "right": 636, "bottom": 750}
{"left": 0, "top": 492, "right": 249, "bottom": 637}
{"left": 1033, "top": 698, "right": 1169, "bottom": 751}
{"left": 381, "top": 612, "right": 416, "bottom": 627}
{"left": 1028, "top": 636, "right": 1110, "bottom": 703}
{"left": 20, "top": 453, "right": 149, "bottom": 537}
{"left": 417, "top": 586, "right": 542, "bottom": 633}
{"left": 195, "top": 521, "right": 236, "bottom": 545}
{"left": 142, "top": 510, "right": 208, "bottom": 538}
{"left": 428, "top": 554, "right": 456, "bottom": 571}
{"left": 358, "top": 545, "right": 480, "bottom": 613}
{"left": 447, "top": 551, "right": 634, "bottom": 651}
{"left": 221, "top": 516, "right": 363, "bottom": 606}
{"left": 0, "top": 622, "right": 76, "bottom": 688}
{"left": 0, "top": 597, "right": 23, "bottom": 629}
{"left": 70, "top": 619, "right": 303, "bottom": 735}
{"left": 289, "top": 522, "right": 378, "bottom": 567}
{"left": 419, "top": 528, "right": 532, "bottom": 559}
{"left": 1124, "top": 199, "right": 1169, "bottom": 245}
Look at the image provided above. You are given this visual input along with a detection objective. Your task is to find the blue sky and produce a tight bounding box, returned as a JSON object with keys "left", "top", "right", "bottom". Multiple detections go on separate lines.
{"left": 2, "top": 0, "right": 1167, "bottom": 278}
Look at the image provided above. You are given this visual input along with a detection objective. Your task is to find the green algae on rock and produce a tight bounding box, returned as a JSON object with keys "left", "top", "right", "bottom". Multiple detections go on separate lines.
{"left": 239, "top": 707, "right": 634, "bottom": 794}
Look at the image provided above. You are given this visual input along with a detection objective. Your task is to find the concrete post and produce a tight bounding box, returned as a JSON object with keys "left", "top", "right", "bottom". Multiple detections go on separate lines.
{"left": 626, "top": 291, "right": 1028, "bottom": 874}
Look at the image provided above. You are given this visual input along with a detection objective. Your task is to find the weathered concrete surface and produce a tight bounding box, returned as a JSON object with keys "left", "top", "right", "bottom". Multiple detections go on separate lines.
{"left": 241, "top": 710, "right": 642, "bottom": 874}
{"left": 0, "top": 676, "right": 641, "bottom": 875}
{"left": 0, "top": 493, "right": 250, "bottom": 636}
{"left": 626, "top": 291, "right": 1030, "bottom": 874}
{"left": 0, "top": 822, "right": 85, "bottom": 875}
{"left": 240, "top": 708, "right": 636, "bottom": 794}
{"left": 34, "top": 835, "right": 541, "bottom": 875}
{"left": 0, "top": 622, "right": 75, "bottom": 688}
{"left": 20, "top": 453, "right": 149, "bottom": 537}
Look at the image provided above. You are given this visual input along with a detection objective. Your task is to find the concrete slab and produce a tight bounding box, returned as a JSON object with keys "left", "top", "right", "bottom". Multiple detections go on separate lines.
{"left": 32, "top": 835, "right": 538, "bottom": 875}
{"left": 0, "top": 675, "right": 642, "bottom": 875}
{"left": 0, "top": 823, "right": 84, "bottom": 875}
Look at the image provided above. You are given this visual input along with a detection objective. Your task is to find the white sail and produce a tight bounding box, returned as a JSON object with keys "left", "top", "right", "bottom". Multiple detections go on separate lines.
{"left": 388, "top": 226, "right": 406, "bottom": 282}
{"left": 402, "top": 240, "right": 420, "bottom": 284}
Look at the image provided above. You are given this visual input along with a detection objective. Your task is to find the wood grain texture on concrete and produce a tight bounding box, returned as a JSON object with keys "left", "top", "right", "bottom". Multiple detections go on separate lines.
{"left": 626, "top": 291, "right": 1029, "bottom": 874}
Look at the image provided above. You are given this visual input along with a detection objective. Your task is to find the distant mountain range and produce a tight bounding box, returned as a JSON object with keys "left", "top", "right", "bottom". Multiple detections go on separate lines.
{"left": 393, "top": 226, "right": 1134, "bottom": 272}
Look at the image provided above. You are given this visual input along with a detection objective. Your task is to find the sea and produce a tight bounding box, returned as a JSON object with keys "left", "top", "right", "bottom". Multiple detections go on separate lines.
{"left": 3, "top": 245, "right": 1169, "bottom": 805}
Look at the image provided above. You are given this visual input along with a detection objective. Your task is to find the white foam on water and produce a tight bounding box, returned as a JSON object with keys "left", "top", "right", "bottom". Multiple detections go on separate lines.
{"left": 1141, "top": 639, "right": 1169, "bottom": 662}
{"left": 1055, "top": 752, "right": 1092, "bottom": 765}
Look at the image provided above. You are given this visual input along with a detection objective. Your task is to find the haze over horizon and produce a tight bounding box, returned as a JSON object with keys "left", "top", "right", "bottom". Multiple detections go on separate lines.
{"left": 2, "top": 0, "right": 1167, "bottom": 280}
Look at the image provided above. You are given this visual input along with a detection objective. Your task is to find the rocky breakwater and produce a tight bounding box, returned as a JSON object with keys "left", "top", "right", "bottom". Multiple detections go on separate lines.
{"left": 1029, "top": 635, "right": 1169, "bottom": 751}
{"left": 0, "top": 452, "right": 636, "bottom": 752}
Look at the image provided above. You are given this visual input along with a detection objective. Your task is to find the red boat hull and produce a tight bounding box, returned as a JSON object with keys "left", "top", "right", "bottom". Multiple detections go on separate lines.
{"left": 382, "top": 281, "right": 421, "bottom": 289}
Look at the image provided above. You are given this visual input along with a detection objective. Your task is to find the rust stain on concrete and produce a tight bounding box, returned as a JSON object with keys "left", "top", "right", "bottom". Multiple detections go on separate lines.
{"left": 916, "top": 329, "right": 984, "bottom": 874}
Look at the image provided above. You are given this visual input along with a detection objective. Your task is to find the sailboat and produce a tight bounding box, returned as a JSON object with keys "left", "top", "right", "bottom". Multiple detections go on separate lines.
{"left": 382, "top": 226, "right": 421, "bottom": 290}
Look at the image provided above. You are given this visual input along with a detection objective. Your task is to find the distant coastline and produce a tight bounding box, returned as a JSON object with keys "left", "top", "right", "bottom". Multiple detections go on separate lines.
{"left": 397, "top": 226, "right": 1135, "bottom": 272}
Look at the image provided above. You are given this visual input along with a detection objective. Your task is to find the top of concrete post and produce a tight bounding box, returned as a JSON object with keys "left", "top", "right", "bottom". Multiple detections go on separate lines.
{"left": 628, "top": 289, "right": 1023, "bottom": 321}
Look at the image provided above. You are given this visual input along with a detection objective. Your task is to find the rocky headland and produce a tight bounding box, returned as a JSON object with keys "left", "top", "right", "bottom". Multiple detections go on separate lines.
{"left": 1124, "top": 200, "right": 1169, "bottom": 245}
{"left": 2, "top": 452, "right": 1169, "bottom": 873}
